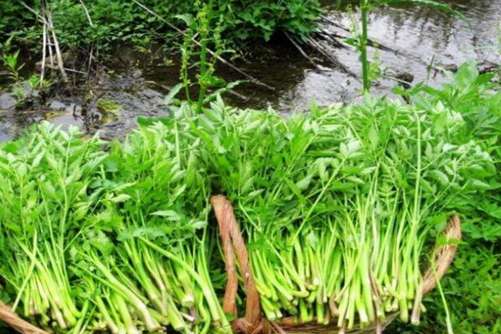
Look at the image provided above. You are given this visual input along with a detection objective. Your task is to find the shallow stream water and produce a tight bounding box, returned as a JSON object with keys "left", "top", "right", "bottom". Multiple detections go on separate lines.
{"left": 221, "top": 0, "right": 501, "bottom": 110}
{"left": 0, "top": 0, "right": 499, "bottom": 141}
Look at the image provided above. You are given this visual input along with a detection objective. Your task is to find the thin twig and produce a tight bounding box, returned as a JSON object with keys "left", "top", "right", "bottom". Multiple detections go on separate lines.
{"left": 269, "top": 322, "right": 287, "bottom": 334}
{"left": 64, "top": 67, "right": 87, "bottom": 75}
{"left": 87, "top": 47, "right": 94, "bottom": 76}
{"left": 44, "top": 0, "right": 68, "bottom": 81}
{"left": 146, "top": 80, "right": 250, "bottom": 102}
{"left": 320, "top": 14, "right": 351, "bottom": 33}
{"left": 79, "top": 0, "right": 94, "bottom": 27}
{"left": 41, "top": 3, "right": 47, "bottom": 82}
{"left": 318, "top": 15, "right": 444, "bottom": 70}
{"left": 23, "top": 0, "right": 67, "bottom": 81}
{"left": 78, "top": 0, "right": 95, "bottom": 76}
{"left": 306, "top": 36, "right": 359, "bottom": 79}
{"left": 48, "top": 32, "right": 55, "bottom": 68}
{"left": 284, "top": 31, "right": 319, "bottom": 68}
{"left": 227, "top": 89, "right": 250, "bottom": 102}
{"left": 19, "top": 0, "right": 48, "bottom": 25}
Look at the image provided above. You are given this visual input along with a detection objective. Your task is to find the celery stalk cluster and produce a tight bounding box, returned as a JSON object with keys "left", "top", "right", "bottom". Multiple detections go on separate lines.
{"left": 195, "top": 98, "right": 494, "bottom": 330}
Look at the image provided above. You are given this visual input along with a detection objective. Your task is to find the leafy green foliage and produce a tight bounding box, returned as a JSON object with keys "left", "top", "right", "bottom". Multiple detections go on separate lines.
{"left": 408, "top": 62, "right": 501, "bottom": 242}
{"left": 388, "top": 243, "right": 501, "bottom": 334}
{"left": 393, "top": 62, "right": 501, "bottom": 334}
{"left": 187, "top": 92, "right": 495, "bottom": 328}
{"left": 1, "top": 50, "right": 24, "bottom": 82}
{"left": 0, "top": 65, "right": 499, "bottom": 333}
{"left": 428, "top": 244, "right": 500, "bottom": 334}
{"left": 1, "top": 44, "right": 52, "bottom": 105}
{"left": 0, "top": 2, "right": 35, "bottom": 45}
{"left": 177, "top": 2, "right": 237, "bottom": 109}
{"left": 0, "top": 121, "right": 231, "bottom": 333}
{"left": 0, "top": 125, "right": 106, "bottom": 329}
{"left": 0, "top": 0, "right": 321, "bottom": 52}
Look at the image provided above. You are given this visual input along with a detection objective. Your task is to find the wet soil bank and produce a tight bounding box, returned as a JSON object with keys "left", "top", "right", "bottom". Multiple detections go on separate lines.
{"left": 0, "top": 0, "right": 500, "bottom": 141}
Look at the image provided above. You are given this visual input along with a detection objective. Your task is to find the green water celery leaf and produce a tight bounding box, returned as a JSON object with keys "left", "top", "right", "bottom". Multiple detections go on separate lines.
{"left": 0, "top": 64, "right": 499, "bottom": 333}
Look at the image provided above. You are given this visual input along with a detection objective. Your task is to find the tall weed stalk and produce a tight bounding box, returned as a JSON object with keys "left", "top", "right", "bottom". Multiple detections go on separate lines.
{"left": 177, "top": 1, "right": 231, "bottom": 112}
{"left": 355, "top": 0, "right": 454, "bottom": 92}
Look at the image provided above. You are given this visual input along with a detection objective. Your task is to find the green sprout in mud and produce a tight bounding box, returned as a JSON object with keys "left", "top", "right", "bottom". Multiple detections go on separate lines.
{"left": 97, "top": 98, "right": 121, "bottom": 115}
{"left": 1, "top": 48, "right": 52, "bottom": 106}
{"left": 2, "top": 50, "right": 24, "bottom": 83}
{"left": 96, "top": 98, "right": 122, "bottom": 124}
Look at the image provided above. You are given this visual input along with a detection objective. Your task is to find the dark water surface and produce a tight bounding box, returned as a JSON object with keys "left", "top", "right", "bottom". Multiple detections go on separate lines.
{"left": 222, "top": 0, "right": 501, "bottom": 111}
{"left": 0, "top": 0, "right": 500, "bottom": 140}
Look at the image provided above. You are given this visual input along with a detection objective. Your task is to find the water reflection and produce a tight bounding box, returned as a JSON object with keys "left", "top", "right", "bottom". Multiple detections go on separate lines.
{"left": 244, "top": 0, "right": 500, "bottom": 111}
{"left": 278, "top": 0, "right": 501, "bottom": 109}
{"left": 135, "top": 0, "right": 501, "bottom": 112}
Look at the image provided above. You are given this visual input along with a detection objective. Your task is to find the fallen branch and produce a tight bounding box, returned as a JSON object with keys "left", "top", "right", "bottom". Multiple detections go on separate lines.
{"left": 318, "top": 15, "right": 444, "bottom": 70}
{"left": 79, "top": 0, "right": 94, "bottom": 27}
{"left": 284, "top": 31, "right": 320, "bottom": 68}
{"left": 44, "top": 1, "right": 68, "bottom": 82}
{"left": 305, "top": 36, "right": 359, "bottom": 79}
{"left": 21, "top": 0, "right": 68, "bottom": 82}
